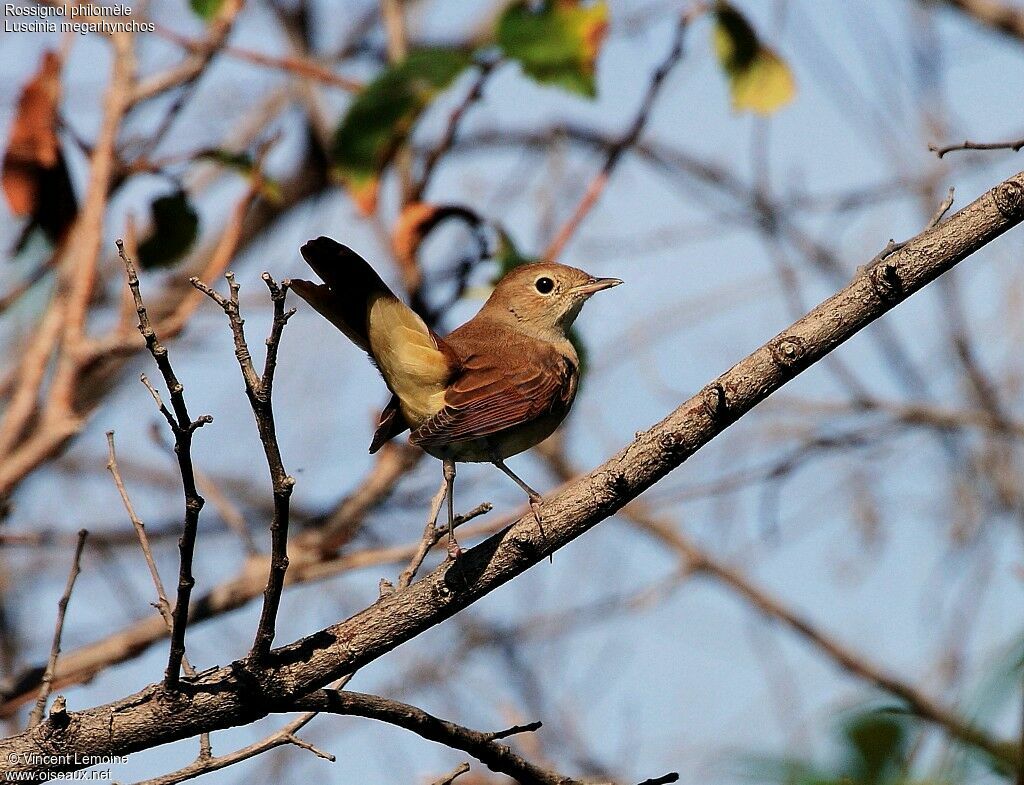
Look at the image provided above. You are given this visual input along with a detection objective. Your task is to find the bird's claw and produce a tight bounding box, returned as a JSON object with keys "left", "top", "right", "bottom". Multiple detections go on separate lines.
{"left": 529, "top": 494, "right": 544, "bottom": 527}
{"left": 446, "top": 539, "right": 463, "bottom": 561}
{"left": 528, "top": 494, "right": 553, "bottom": 562}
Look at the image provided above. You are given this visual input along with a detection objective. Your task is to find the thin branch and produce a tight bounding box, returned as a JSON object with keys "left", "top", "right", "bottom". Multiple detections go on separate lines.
{"left": 488, "top": 720, "right": 543, "bottom": 741}
{"left": 190, "top": 273, "right": 296, "bottom": 663}
{"left": 5, "top": 166, "right": 1024, "bottom": 775}
{"left": 131, "top": 0, "right": 244, "bottom": 105}
{"left": 295, "top": 442, "right": 422, "bottom": 553}
{"left": 544, "top": 7, "right": 697, "bottom": 260}
{"left": 105, "top": 431, "right": 211, "bottom": 758}
{"left": 291, "top": 690, "right": 568, "bottom": 785}
{"left": 399, "top": 496, "right": 493, "bottom": 589}
{"left": 117, "top": 240, "right": 210, "bottom": 691}
{"left": 929, "top": 137, "right": 1024, "bottom": 158}
{"left": 633, "top": 499, "right": 1013, "bottom": 766}
{"left": 540, "top": 411, "right": 1018, "bottom": 767}
{"left": 430, "top": 762, "right": 471, "bottom": 785}
{"left": 152, "top": 24, "right": 363, "bottom": 92}
{"left": 129, "top": 674, "right": 353, "bottom": 785}
{"left": 398, "top": 479, "right": 447, "bottom": 589}
{"left": 127, "top": 712, "right": 328, "bottom": 785}
{"left": 27, "top": 529, "right": 87, "bottom": 727}
{"left": 940, "top": 0, "right": 1024, "bottom": 41}
{"left": 411, "top": 58, "right": 498, "bottom": 203}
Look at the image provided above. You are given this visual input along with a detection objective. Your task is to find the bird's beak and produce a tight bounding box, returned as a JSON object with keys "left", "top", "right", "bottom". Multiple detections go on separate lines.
{"left": 571, "top": 277, "right": 623, "bottom": 296}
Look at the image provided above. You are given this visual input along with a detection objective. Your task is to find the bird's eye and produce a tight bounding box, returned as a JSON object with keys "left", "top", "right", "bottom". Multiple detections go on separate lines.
{"left": 535, "top": 277, "right": 554, "bottom": 294}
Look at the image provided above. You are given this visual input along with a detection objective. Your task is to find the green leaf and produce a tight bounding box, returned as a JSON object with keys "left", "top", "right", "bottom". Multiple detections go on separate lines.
{"left": 493, "top": 226, "right": 533, "bottom": 278}
{"left": 713, "top": 2, "right": 795, "bottom": 114}
{"left": 137, "top": 190, "right": 199, "bottom": 270}
{"left": 497, "top": 0, "right": 609, "bottom": 97}
{"left": 331, "top": 48, "right": 471, "bottom": 213}
{"left": 197, "top": 149, "right": 283, "bottom": 204}
{"left": 198, "top": 149, "right": 253, "bottom": 170}
{"left": 842, "top": 711, "right": 906, "bottom": 784}
{"left": 190, "top": 0, "right": 226, "bottom": 21}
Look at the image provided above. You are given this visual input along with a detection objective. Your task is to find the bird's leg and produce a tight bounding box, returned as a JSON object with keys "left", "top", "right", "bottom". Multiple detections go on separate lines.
{"left": 443, "top": 458, "right": 460, "bottom": 559}
{"left": 491, "top": 458, "right": 544, "bottom": 528}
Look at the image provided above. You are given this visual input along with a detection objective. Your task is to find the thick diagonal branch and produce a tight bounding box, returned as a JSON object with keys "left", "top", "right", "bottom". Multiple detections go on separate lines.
{"left": 3, "top": 170, "right": 1023, "bottom": 778}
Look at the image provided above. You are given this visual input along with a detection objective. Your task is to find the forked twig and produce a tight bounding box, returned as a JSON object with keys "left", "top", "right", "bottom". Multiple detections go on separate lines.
{"left": 190, "top": 272, "right": 296, "bottom": 663}
{"left": 117, "top": 239, "right": 211, "bottom": 690}
{"left": 398, "top": 497, "right": 492, "bottom": 589}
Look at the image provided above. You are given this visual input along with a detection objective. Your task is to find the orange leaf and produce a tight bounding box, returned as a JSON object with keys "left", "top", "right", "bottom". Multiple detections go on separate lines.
{"left": 3, "top": 51, "right": 62, "bottom": 217}
{"left": 348, "top": 177, "right": 380, "bottom": 217}
{"left": 392, "top": 202, "right": 483, "bottom": 290}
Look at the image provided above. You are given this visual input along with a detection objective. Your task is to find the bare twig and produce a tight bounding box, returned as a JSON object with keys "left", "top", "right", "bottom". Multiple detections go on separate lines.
{"left": 399, "top": 496, "right": 493, "bottom": 589}
{"left": 544, "top": 7, "right": 696, "bottom": 260}
{"left": 192, "top": 463, "right": 258, "bottom": 556}
{"left": 929, "top": 137, "right": 1024, "bottom": 158}
{"left": 540, "top": 420, "right": 1015, "bottom": 766}
{"left": 863, "top": 187, "right": 955, "bottom": 271}
{"left": 131, "top": 0, "right": 244, "bottom": 105}
{"left": 411, "top": 58, "right": 498, "bottom": 203}
{"left": 190, "top": 273, "right": 296, "bottom": 663}
{"left": 105, "top": 432, "right": 211, "bottom": 758}
{"left": 0, "top": 509, "right": 514, "bottom": 717}
{"left": 117, "top": 240, "right": 211, "bottom": 690}
{"left": 429, "top": 762, "right": 471, "bottom": 785}
{"left": 488, "top": 720, "right": 543, "bottom": 741}
{"left": 27, "top": 529, "right": 87, "bottom": 727}
{"left": 296, "top": 442, "right": 422, "bottom": 554}
{"left": 0, "top": 252, "right": 59, "bottom": 316}
{"left": 128, "top": 711, "right": 329, "bottom": 785}
{"left": 129, "top": 674, "right": 353, "bottom": 785}
{"left": 941, "top": 0, "right": 1024, "bottom": 41}
{"left": 152, "top": 24, "right": 362, "bottom": 92}
{"left": 930, "top": 186, "right": 958, "bottom": 225}
{"left": 292, "top": 690, "right": 568, "bottom": 785}
{"left": 398, "top": 479, "right": 447, "bottom": 589}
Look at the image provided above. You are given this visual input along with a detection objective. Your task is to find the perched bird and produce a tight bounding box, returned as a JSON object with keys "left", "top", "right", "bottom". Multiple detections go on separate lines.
{"left": 291, "top": 237, "right": 621, "bottom": 555}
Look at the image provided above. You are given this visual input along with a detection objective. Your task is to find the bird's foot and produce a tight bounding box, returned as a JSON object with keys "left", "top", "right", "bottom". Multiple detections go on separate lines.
{"left": 446, "top": 537, "right": 463, "bottom": 561}
{"left": 528, "top": 493, "right": 553, "bottom": 562}
{"left": 528, "top": 493, "right": 544, "bottom": 528}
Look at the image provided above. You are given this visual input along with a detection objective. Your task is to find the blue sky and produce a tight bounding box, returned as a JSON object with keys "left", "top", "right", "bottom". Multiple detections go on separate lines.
{"left": 2, "top": 1, "right": 1024, "bottom": 783}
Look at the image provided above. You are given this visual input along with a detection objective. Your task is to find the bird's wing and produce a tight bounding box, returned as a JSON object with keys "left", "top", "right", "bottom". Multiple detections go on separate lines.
{"left": 410, "top": 342, "right": 576, "bottom": 447}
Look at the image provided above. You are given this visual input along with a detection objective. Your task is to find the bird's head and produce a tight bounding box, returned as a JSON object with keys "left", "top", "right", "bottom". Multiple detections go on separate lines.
{"left": 481, "top": 262, "right": 622, "bottom": 339}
